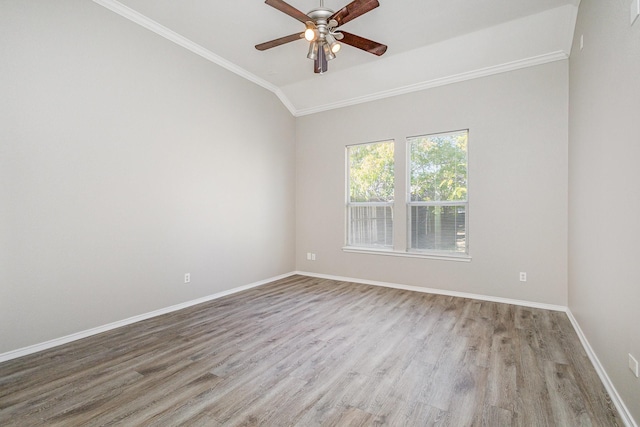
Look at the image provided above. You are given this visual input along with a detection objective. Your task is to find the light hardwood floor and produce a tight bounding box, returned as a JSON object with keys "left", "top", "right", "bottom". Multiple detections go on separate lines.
{"left": 0, "top": 275, "right": 623, "bottom": 426}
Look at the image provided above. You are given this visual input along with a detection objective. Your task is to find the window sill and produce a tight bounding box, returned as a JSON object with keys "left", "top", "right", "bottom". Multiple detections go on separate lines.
{"left": 342, "top": 247, "right": 471, "bottom": 262}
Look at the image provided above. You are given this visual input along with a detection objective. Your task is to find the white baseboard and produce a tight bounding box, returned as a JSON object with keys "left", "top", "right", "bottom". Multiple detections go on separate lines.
{"left": 2, "top": 270, "right": 635, "bottom": 426}
{"left": 294, "top": 271, "right": 567, "bottom": 312}
{"left": 296, "top": 271, "right": 636, "bottom": 426}
{"left": 566, "top": 309, "right": 637, "bottom": 427}
{"left": 0, "top": 272, "right": 296, "bottom": 364}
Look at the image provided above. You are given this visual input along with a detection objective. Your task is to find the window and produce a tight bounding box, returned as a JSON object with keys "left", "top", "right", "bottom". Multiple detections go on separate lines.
{"left": 408, "top": 130, "right": 468, "bottom": 254}
{"left": 345, "top": 131, "right": 469, "bottom": 259}
{"left": 346, "top": 141, "right": 394, "bottom": 248}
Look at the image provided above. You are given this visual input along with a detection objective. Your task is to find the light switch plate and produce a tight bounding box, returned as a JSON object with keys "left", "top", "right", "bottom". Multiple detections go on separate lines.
{"left": 629, "top": 354, "right": 639, "bottom": 377}
{"left": 631, "top": 0, "right": 640, "bottom": 25}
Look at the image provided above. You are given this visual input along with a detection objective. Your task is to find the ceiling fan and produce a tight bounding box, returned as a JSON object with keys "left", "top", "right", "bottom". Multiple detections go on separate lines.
{"left": 255, "top": 0, "right": 387, "bottom": 74}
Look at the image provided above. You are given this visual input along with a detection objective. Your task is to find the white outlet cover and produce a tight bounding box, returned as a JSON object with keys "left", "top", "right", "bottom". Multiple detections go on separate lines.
{"left": 632, "top": 0, "right": 640, "bottom": 25}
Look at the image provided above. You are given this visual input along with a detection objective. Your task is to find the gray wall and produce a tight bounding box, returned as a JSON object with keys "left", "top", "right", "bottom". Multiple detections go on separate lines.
{"left": 0, "top": 0, "right": 296, "bottom": 353}
{"left": 296, "top": 61, "right": 569, "bottom": 306}
{"left": 2, "top": 1, "right": 637, "bottom": 421}
{"left": 569, "top": 0, "right": 640, "bottom": 421}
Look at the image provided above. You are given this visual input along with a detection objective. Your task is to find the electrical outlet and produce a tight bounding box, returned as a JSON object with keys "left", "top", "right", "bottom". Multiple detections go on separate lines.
{"left": 519, "top": 272, "right": 527, "bottom": 282}
{"left": 629, "top": 354, "right": 639, "bottom": 377}
{"left": 184, "top": 273, "right": 190, "bottom": 284}
{"left": 311, "top": 253, "right": 316, "bottom": 261}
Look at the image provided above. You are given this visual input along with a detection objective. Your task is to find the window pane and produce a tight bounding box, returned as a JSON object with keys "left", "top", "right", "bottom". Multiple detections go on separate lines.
{"left": 410, "top": 205, "right": 466, "bottom": 253}
{"left": 348, "top": 141, "right": 394, "bottom": 203}
{"left": 349, "top": 205, "right": 393, "bottom": 247}
{"left": 409, "top": 131, "right": 467, "bottom": 202}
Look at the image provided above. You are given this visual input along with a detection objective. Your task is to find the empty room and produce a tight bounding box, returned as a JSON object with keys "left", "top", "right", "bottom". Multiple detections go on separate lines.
{"left": 1, "top": 0, "right": 639, "bottom": 425}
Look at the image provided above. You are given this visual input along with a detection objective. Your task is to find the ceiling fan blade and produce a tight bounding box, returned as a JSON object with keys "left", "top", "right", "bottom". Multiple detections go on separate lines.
{"left": 314, "top": 48, "right": 328, "bottom": 74}
{"left": 265, "top": 0, "right": 311, "bottom": 23}
{"left": 255, "top": 33, "right": 303, "bottom": 51}
{"left": 330, "top": 0, "right": 379, "bottom": 27}
{"left": 339, "top": 31, "right": 387, "bottom": 56}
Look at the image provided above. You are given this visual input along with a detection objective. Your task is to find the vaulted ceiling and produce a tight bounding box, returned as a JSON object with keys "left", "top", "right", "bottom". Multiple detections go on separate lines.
{"left": 94, "top": 0, "right": 580, "bottom": 116}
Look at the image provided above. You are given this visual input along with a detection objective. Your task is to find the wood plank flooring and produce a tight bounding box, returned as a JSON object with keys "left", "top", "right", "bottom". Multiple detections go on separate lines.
{"left": 0, "top": 275, "right": 623, "bottom": 426}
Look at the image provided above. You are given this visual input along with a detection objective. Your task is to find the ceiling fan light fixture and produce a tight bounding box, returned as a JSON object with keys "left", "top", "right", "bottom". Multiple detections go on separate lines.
{"left": 322, "top": 42, "right": 336, "bottom": 61}
{"left": 326, "top": 33, "right": 341, "bottom": 53}
{"left": 307, "top": 41, "right": 319, "bottom": 60}
{"left": 304, "top": 26, "right": 317, "bottom": 42}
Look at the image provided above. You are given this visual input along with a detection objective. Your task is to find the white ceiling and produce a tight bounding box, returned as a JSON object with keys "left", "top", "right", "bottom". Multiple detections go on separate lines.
{"left": 94, "top": 0, "right": 580, "bottom": 116}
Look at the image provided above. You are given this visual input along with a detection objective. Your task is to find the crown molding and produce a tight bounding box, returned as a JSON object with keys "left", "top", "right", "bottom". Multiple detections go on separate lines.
{"left": 92, "top": 0, "right": 568, "bottom": 118}
{"left": 293, "top": 50, "right": 569, "bottom": 116}
{"left": 91, "top": 0, "right": 297, "bottom": 115}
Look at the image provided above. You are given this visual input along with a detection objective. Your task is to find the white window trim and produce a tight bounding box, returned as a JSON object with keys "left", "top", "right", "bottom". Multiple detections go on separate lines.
{"left": 406, "top": 130, "right": 469, "bottom": 256}
{"left": 344, "top": 131, "right": 470, "bottom": 261}
{"left": 345, "top": 141, "right": 395, "bottom": 249}
{"left": 342, "top": 246, "right": 471, "bottom": 262}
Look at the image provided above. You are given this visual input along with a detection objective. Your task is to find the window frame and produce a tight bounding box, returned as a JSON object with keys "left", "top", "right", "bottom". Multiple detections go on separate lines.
{"left": 345, "top": 140, "right": 395, "bottom": 249}
{"left": 343, "top": 131, "right": 471, "bottom": 262}
{"left": 406, "top": 129, "right": 469, "bottom": 257}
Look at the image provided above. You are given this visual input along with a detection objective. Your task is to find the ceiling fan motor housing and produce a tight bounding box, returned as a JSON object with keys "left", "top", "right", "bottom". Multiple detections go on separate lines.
{"left": 307, "top": 8, "right": 336, "bottom": 41}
